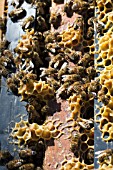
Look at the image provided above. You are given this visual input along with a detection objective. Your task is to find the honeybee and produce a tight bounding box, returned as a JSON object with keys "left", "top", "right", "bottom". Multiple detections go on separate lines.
{"left": 22, "top": 16, "right": 35, "bottom": 31}
{"left": 65, "top": 49, "right": 81, "bottom": 63}
{"left": 62, "top": 74, "right": 81, "bottom": 83}
{"left": 78, "top": 53, "right": 93, "bottom": 67}
{"left": 50, "top": 53, "right": 65, "bottom": 68}
{"left": 7, "top": 77, "right": 19, "bottom": 95}
{"left": 46, "top": 77, "right": 60, "bottom": 90}
{"left": 0, "top": 151, "right": 13, "bottom": 166}
{"left": 6, "top": 159, "right": 24, "bottom": 169}
{"left": 78, "top": 119, "right": 94, "bottom": 130}
{"left": 64, "top": 1, "right": 73, "bottom": 17}
{"left": 97, "top": 149, "right": 113, "bottom": 163}
{"left": 19, "top": 149, "right": 37, "bottom": 159}
{"left": 32, "top": 52, "right": 43, "bottom": 68}
{"left": 36, "top": 2, "right": 46, "bottom": 15}
{"left": 28, "top": 97, "right": 42, "bottom": 110}
{"left": 86, "top": 148, "right": 94, "bottom": 164}
{"left": 18, "top": 163, "right": 35, "bottom": 170}
{"left": 9, "top": 8, "right": 26, "bottom": 22}
{"left": 100, "top": 95, "right": 110, "bottom": 105}
{"left": 70, "top": 142, "right": 79, "bottom": 157}
{"left": 88, "top": 79, "right": 101, "bottom": 95}
{"left": 86, "top": 27, "right": 94, "bottom": 39}
{"left": 96, "top": 22, "right": 104, "bottom": 34}
{"left": 73, "top": 16, "right": 84, "bottom": 30}
{"left": 86, "top": 66, "right": 96, "bottom": 80}
{"left": 88, "top": 17, "right": 96, "bottom": 26}
{"left": 26, "top": 104, "right": 42, "bottom": 124}
{"left": 72, "top": 0, "right": 89, "bottom": 12}
{"left": 41, "top": 105, "right": 50, "bottom": 116}
{"left": 36, "top": 16, "right": 48, "bottom": 32}
{"left": 3, "top": 50, "right": 13, "bottom": 59}
{"left": 70, "top": 131, "right": 80, "bottom": 155}
{"left": 0, "top": 17, "right": 6, "bottom": 30}
{"left": 50, "top": 13, "right": 61, "bottom": 29}
{"left": 0, "top": 40, "right": 10, "bottom": 52}
{"left": 58, "top": 62, "right": 68, "bottom": 79}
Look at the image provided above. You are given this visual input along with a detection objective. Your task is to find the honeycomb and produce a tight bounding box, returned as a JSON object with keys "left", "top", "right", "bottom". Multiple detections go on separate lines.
{"left": 58, "top": 25, "right": 83, "bottom": 48}
{"left": 95, "top": 0, "right": 113, "bottom": 142}
{"left": 10, "top": 117, "right": 63, "bottom": 146}
{"left": 18, "top": 77, "right": 54, "bottom": 103}
{"left": 68, "top": 93, "right": 94, "bottom": 120}
{"left": 69, "top": 121, "right": 94, "bottom": 166}
{"left": 59, "top": 157, "right": 94, "bottom": 170}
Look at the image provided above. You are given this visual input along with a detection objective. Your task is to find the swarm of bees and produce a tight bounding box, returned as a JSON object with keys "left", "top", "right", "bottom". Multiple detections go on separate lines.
{"left": 0, "top": 0, "right": 99, "bottom": 169}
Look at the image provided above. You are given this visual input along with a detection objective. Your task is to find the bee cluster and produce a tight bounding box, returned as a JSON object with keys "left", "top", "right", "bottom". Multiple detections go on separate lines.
{"left": 0, "top": 144, "right": 44, "bottom": 170}
{"left": 0, "top": 0, "right": 105, "bottom": 169}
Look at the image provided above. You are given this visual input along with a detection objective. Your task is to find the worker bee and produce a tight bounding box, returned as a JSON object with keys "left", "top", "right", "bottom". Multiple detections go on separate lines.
{"left": 0, "top": 40, "right": 10, "bottom": 52}
{"left": 72, "top": 0, "right": 89, "bottom": 13}
{"left": 96, "top": 22, "right": 104, "bottom": 35}
{"left": 78, "top": 53, "right": 93, "bottom": 67}
{"left": 6, "top": 159, "right": 24, "bottom": 170}
{"left": 86, "top": 66, "right": 96, "bottom": 79}
{"left": 32, "top": 52, "right": 43, "bottom": 68}
{"left": 45, "top": 77, "right": 60, "bottom": 90}
{"left": 41, "top": 104, "right": 50, "bottom": 116}
{"left": 7, "top": 77, "right": 19, "bottom": 95}
{"left": 36, "top": 16, "right": 48, "bottom": 32}
{"left": 62, "top": 74, "right": 81, "bottom": 83}
{"left": 88, "top": 79, "right": 101, "bottom": 94}
{"left": 73, "top": 16, "right": 84, "bottom": 30}
{"left": 58, "top": 62, "right": 68, "bottom": 79}
{"left": 0, "top": 17, "right": 6, "bottom": 30}
{"left": 86, "top": 148, "right": 94, "bottom": 164}
{"left": 36, "top": 2, "right": 46, "bottom": 15}
{"left": 9, "top": 8, "right": 26, "bottom": 22}
{"left": 86, "top": 27, "right": 94, "bottom": 40}
{"left": 97, "top": 149, "right": 113, "bottom": 163}
{"left": 50, "top": 13, "right": 62, "bottom": 29}
{"left": 50, "top": 53, "right": 65, "bottom": 68}
{"left": 19, "top": 149, "right": 37, "bottom": 159}
{"left": 70, "top": 130, "right": 80, "bottom": 155}
{"left": 78, "top": 119, "right": 94, "bottom": 130}
{"left": 100, "top": 95, "right": 110, "bottom": 105}
{"left": 56, "top": 82, "right": 70, "bottom": 99}
{"left": 18, "top": 163, "right": 35, "bottom": 170}
{"left": 40, "top": 67, "right": 56, "bottom": 78}
{"left": 88, "top": 17, "right": 96, "bottom": 26}
{"left": 70, "top": 142, "right": 79, "bottom": 157}
{"left": 0, "top": 151, "right": 13, "bottom": 166}
{"left": 26, "top": 104, "right": 43, "bottom": 124}
{"left": 67, "top": 50, "right": 81, "bottom": 63}
{"left": 22, "top": 16, "right": 35, "bottom": 31}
